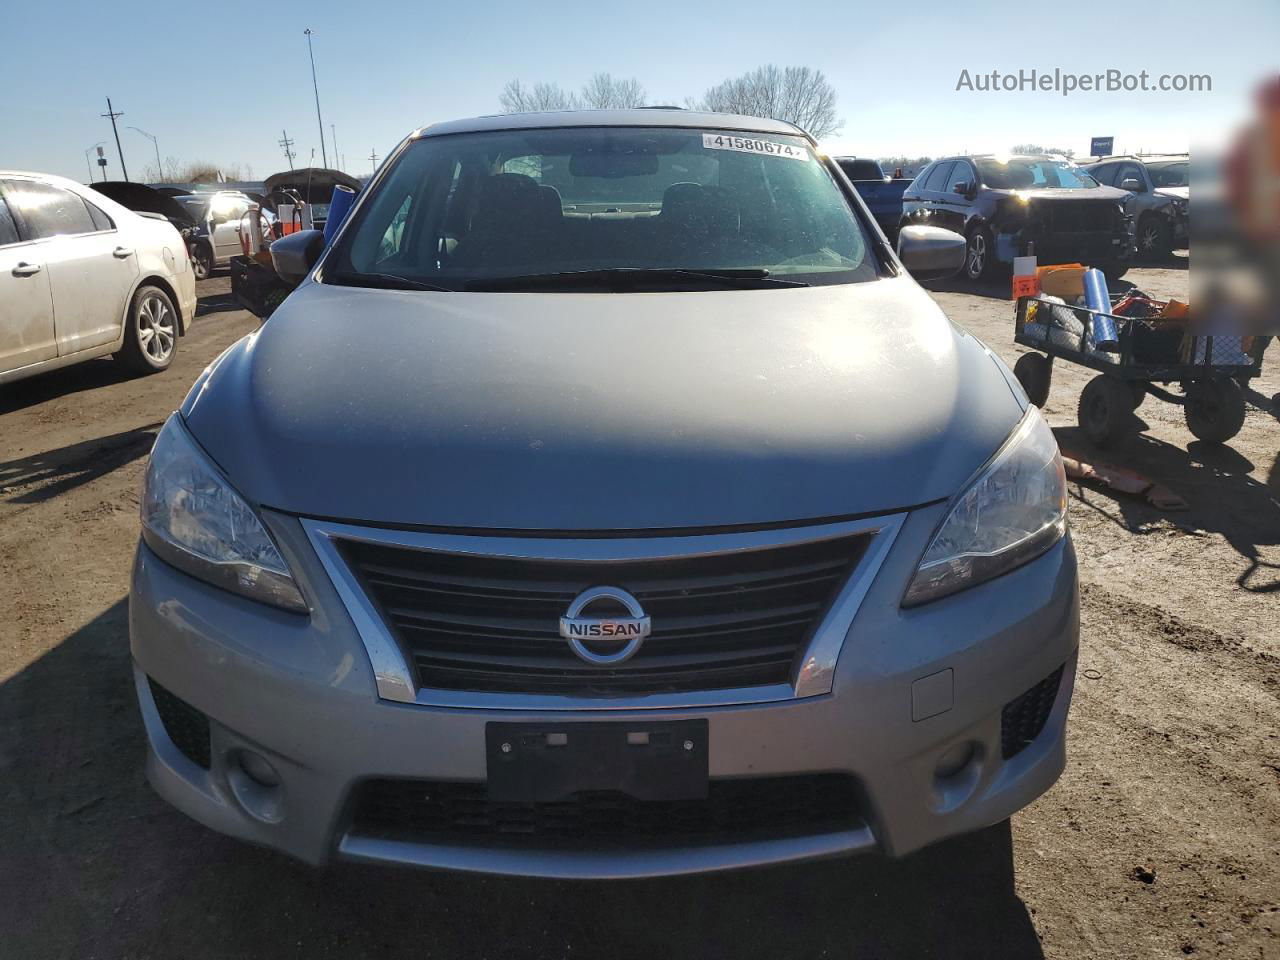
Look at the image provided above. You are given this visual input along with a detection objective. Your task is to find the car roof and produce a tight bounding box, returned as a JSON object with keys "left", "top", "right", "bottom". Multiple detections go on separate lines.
{"left": 1089, "top": 154, "right": 1188, "bottom": 164}
{"left": 413, "top": 109, "right": 808, "bottom": 140}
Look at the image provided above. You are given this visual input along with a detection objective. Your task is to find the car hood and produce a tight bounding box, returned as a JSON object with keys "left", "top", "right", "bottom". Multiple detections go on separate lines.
{"left": 1155, "top": 186, "right": 1189, "bottom": 201}
{"left": 182, "top": 277, "right": 1023, "bottom": 530}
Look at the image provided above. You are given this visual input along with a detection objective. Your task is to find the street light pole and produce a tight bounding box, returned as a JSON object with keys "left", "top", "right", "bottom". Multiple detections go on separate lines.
{"left": 304, "top": 29, "right": 328, "bottom": 167}
{"left": 331, "top": 124, "right": 339, "bottom": 171}
{"left": 128, "top": 126, "right": 163, "bottom": 181}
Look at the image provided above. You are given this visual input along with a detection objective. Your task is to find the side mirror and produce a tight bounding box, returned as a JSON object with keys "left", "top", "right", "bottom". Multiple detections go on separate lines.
{"left": 897, "top": 225, "right": 967, "bottom": 281}
{"left": 270, "top": 229, "right": 325, "bottom": 287}
{"left": 1120, "top": 177, "right": 1145, "bottom": 193}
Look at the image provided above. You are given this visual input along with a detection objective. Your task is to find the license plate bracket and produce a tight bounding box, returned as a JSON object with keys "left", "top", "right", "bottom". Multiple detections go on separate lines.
{"left": 485, "top": 720, "right": 708, "bottom": 803}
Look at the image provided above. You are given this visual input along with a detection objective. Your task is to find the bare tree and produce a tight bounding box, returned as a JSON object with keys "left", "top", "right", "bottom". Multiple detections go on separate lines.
{"left": 694, "top": 65, "right": 842, "bottom": 140}
{"left": 580, "top": 73, "right": 646, "bottom": 109}
{"left": 500, "top": 79, "right": 581, "bottom": 113}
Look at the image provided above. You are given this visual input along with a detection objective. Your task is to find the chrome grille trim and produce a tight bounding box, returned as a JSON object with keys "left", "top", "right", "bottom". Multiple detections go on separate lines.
{"left": 302, "top": 514, "right": 904, "bottom": 710}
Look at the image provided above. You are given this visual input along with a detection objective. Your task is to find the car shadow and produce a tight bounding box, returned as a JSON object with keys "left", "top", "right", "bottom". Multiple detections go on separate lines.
{"left": 0, "top": 600, "right": 1045, "bottom": 960}
{"left": 0, "top": 357, "right": 143, "bottom": 415}
{"left": 0, "top": 423, "right": 160, "bottom": 504}
{"left": 923, "top": 274, "right": 1012, "bottom": 301}
{"left": 196, "top": 290, "right": 244, "bottom": 318}
{"left": 1055, "top": 425, "right": 1280, "bottom": 594}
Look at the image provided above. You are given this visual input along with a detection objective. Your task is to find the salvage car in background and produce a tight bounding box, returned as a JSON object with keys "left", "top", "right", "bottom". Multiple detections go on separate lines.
{"left": 262, "top": 167, "right": 362, "bottom": 233}
{"left": 0, "top": 171, "right": 195, "bottom": 384}
{"left": 173, "top": 191, "right": 273, "bottom": 280}
{"left": 901, "top": 155, "right": 1135, "bottom": 282}
{"left": 131, "top": 109, "right": 1078, "bottom": 879}
{"left": 833, "top": 156, "right": 911, "bottom": 242}
{"left": 1084, "top": 154, "right": 1188, "bottom": 260}
{"left": 90, "top": 181, "right": 201, "bottom": 265}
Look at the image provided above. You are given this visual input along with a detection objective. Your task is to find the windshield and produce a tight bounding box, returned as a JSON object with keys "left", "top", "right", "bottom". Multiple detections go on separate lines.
{"left": 1147, "top": 162, "right": 1189, "bottom": 188}
{"left": 975, "top": 157, "right": 1100, "bottom": 190}
{"left": 837, "top": 158, "right": 885, "bottom": 181}
{"left": 329, "top": 126, "right": 879, "bottom": 290}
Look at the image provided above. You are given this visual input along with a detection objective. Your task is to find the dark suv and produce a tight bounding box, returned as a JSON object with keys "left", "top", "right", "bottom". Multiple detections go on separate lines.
{"left": 1083, "top": 155, "right": 1188, "bottom": 260}
{"left": 900, "top": 155, "right": 1135, "bottom": 282}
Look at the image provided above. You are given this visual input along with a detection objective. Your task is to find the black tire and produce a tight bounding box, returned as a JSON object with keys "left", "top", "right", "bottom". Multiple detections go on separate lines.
{"left": 1184, "top": 378, "right": 1246, "bottom": 444}
{"left": 190, "top": 242, "right": 212, "bottom": 281}
{"left": 1078, "top": 375, "right": 1136, "bottom": 447}
{"left": 964, "top": 226, "right": 1000, "bottom": 282}
{"left": 1136, "top": 214, "right": 1173, "bottom": 262}
{"left": 1013, "top": 352, "right": 1052, "bottom": 408}
{"left": 116, "top": 285, "right": 178, "bottom": 375}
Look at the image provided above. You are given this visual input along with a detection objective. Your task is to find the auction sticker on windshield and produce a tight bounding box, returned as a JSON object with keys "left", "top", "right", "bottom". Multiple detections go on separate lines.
{"left": 702, "top": 133, "right": 810, "bottom": 161}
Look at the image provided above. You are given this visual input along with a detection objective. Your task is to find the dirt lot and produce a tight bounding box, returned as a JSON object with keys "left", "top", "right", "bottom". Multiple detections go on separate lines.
{"left": 1, "top": 268, "right": 1277, "bottom": 960}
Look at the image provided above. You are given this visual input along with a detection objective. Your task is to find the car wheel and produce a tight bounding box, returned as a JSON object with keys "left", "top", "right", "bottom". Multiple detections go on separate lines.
{"left": 117, "top": 285, "right": 178, "bottom": 375}
{"left": 964, "top": 227, "right": 998, "bottom": 282}
{"left": 1184, "top": 378, "right": 1246, "bottom": 444}
{"left": 1077, "top": 375, "right": 1136, "bottom": 447}
{"left": 1013, "top": 352, "right": 1052, "bottom": 407}
{"left": 191, "top": 243, "right": 212, "bottom": 281}
{"left": 1136, "top": 215, "right": 1173, "bottom": 261}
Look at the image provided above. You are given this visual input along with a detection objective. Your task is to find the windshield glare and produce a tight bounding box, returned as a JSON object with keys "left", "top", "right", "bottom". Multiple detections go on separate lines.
{"left": 332, "top": 127, "right": 879, "bottom": 289}
{"left": 1148, "top": 162, "right": 1189, "bottom": 188}
{"left": 975, "top": 157, "right": 1099, "bottom": 190}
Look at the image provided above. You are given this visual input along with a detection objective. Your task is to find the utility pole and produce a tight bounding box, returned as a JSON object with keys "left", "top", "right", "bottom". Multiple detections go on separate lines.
{"left": 331, "top": 124, "right": 339, "bottom": 171}
{"left": 101, "top": 98, "right": 128, "bottom": 181}
{"left": 303, "top": 29, "right": 328, "bottom": 167}
{"left": 368, "top": 148, "right": 379, "bottom": 173}
{"left": 128, "top": 126, "right": 162, "bottom": 181}
{"left": 278, "top": 129, "right": 296, "bottom": 169}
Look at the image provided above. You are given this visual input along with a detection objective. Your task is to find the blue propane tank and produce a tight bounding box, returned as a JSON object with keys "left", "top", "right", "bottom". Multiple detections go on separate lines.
{"left": 1082, "top": 268, "right": 1119, "bottom": 351}
{"left": 323, "top": 185, "right": 359, "bottom": 246}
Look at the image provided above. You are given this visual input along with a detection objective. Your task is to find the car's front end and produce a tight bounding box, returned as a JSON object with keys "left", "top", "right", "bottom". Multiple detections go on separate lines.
{"left": 130, "top": 112, "right": 1078, "bottom": 878}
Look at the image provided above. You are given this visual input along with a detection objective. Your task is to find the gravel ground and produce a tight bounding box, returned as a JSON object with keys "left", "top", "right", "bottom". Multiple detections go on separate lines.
{"left": 0, "top": 266, "right": 1276, "bottom": 960}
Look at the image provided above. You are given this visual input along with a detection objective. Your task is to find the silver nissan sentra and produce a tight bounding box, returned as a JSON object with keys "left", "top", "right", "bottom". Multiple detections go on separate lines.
{"left": 130, "top": 109, "right": 1078, "bottom": 878}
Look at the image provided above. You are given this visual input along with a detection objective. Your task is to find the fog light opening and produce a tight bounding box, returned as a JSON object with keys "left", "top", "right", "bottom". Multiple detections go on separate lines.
{"left": 239, "top": 750, "right": 280, "bottom": 788}
{"left": 935, "top": 742, "right": 977, "bottom": 780}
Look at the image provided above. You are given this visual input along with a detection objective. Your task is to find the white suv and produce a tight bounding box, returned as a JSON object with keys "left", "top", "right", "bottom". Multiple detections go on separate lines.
{"left": 0, "top": 171, "right": 196, "bottom": 384}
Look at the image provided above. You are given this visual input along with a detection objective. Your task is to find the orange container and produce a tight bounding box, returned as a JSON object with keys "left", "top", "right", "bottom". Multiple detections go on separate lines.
{"left": 1037, "top": 264, "right": 1088, "bottom": 300}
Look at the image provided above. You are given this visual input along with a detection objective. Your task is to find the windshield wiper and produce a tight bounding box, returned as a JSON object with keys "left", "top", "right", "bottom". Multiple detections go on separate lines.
{"left": 326, "top": 271, "right": 454, "bottom": 292}
{"left": 465, "top": 268, "right": 807, "bottom": 292}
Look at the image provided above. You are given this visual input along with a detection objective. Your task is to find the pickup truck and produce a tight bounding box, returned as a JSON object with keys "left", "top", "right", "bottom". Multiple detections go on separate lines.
{"left": 834, "top": 157, "right": 912, "bottom": 242}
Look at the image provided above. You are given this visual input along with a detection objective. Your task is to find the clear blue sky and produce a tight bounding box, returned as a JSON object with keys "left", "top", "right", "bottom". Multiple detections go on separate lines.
{"left": 3, "top": 0, "right": 1275, "bottom": 182}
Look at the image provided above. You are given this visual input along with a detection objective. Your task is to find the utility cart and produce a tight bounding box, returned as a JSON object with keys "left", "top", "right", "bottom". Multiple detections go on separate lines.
{"left": 1012, "top": 293, "right": 1265, "bottom": 446}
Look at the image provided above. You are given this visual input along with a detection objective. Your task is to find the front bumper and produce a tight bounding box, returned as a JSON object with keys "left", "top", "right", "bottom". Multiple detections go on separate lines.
{"left": 129, "top": 504, "right": 1079, "bottom": 878}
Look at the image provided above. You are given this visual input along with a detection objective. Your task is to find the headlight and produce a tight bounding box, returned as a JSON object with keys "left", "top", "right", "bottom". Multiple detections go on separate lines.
{"left": 903, "top": 406, "right": 1067, "bottom": 607}
{"left": 141, "top": 415, "right": 307, "bottom": 612}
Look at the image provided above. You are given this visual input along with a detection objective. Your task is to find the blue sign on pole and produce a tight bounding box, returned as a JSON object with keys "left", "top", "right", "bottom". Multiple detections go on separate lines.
{"left": 1090, "top": 136, "right": 1114, "bottom": 158}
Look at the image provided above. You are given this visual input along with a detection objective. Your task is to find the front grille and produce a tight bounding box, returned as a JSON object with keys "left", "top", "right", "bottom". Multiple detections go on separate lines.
{"left": 1037, "top": 201, "right": 1118, "bottom": 234}
{"left": 1001, "top": 666, "right": 1065, "bottom": 759}
{"left": 341, "top": 533, "right": 869, "bottom": 696}
{"left": 348, "top": 775, "right": 863, "bottom": 847}
{"left": 148, "top": 678, "right": 211, "bottom": 769}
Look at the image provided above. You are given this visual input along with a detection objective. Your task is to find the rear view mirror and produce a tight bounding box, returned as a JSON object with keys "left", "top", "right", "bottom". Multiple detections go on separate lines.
{"left": 270, "top": 229, "right": 325, "bottom": 287}
{"left": 897, "top": 225, "right": 966, "bottom": 281}
{"left": 1120, "top": 178, "right": 1145, "bottom": 193}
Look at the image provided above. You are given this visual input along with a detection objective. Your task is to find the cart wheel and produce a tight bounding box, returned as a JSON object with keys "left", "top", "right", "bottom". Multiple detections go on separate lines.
{"left": 1184, "top": 378, "right": 1246, "bottom": 444}
{"left": 1130, "top": 382, "right": 1146, "bottom": 410}
{"left": 1013, "top": 353, "right": 1052, "bottom": 407}
{"left": 1078, "top": 375, "right": 1136, "bottom": 447}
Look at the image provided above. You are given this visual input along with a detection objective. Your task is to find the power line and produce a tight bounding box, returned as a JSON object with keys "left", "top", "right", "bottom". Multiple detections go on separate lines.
{"left": 101, "top": 97, "right": 128, "bottom": 181}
